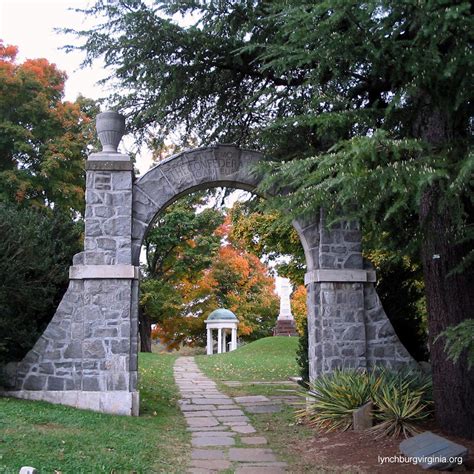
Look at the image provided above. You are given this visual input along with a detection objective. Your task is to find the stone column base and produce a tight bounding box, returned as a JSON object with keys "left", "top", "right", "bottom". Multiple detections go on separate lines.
{"left": 274, "top": 319, "right": 298, "bottom": 336}
{"left": 1, "top": 390, "right": 139, "bottom": 416}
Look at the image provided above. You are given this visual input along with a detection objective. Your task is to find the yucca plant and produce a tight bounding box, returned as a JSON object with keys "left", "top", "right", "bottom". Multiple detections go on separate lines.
{"left": 298, "top": 369, "right": 374, "bottom": 432}
{"left": 299, "top": 368, "right": 433, "bottom": 437}
{"left": 371, "top": 380, "right": 433, "bottom": 438}
{"left": 363, "top": 368, "right": 432, "bottom": 438}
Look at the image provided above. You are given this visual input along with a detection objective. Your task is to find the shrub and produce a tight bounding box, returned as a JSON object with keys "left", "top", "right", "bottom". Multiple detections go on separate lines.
{"left": 371, "top": 378, "right": 432, "bottom": 438}
{"left": 300, "top": 368, "right": 432, "bottom": 438}
{"left": 0, "top": 203, "right": 82, "bottom": 364}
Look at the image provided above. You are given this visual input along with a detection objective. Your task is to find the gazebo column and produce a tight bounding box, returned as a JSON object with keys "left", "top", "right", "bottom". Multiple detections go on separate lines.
{"left": 222, "top": 328, "right": 227, "bottom": 352}
{"left": 231, "top": 326, "right": 237, "bottom": 351}
{"left": 217, "top": 328, "right": 222, "bottom": 354}
{"left": 222, "top": 330, "right": 227, "bottom": 353}
{"left": 206, "top": 328, "right": 213, "bottom": 355}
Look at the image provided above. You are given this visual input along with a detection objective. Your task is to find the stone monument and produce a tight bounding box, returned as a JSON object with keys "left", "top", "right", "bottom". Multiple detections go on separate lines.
{"left": 274, "top": 277, "right": 298, "bottom": 336}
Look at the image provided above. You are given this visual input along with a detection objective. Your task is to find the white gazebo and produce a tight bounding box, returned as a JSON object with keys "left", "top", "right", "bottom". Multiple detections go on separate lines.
{"left": 205, "top": 308, "right": 239, "bottom": 355}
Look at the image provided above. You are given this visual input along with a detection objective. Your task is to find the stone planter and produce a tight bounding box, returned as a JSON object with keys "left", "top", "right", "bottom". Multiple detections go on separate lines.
{"left": 96, "top": 111, "right": 126, "bottom": 152}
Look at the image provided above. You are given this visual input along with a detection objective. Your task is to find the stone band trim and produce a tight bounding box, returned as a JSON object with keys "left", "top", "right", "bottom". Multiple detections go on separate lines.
{"left": 69, "top": 265, "right": 140, "bottom": 280}
{"left": 1, "top": 390, "right": 139, "bottom": 416}
{"left": 305, "top": 269, "right": 376, "bottom": 285}
{"left": 86, "top": 160, "right": 134, "bottom": 171}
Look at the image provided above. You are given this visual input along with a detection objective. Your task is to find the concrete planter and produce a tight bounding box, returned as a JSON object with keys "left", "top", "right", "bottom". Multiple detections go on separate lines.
{"left": 96, "top": 111, "right": 125, "bottom": 152}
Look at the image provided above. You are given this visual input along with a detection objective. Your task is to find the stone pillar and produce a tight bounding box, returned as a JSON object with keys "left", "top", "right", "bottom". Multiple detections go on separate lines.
{"left": 295, "top": 211, "right": 372, "bottom": 381}
{"left": 0, "top": 111, "right": 139, "bottom": 415}
{"left": 311, "top": 211, "right": 368, "bottom": 376}
{"left": 207, "top": 328, "right": 213, "bottom": 355}
{"left": 68, "top": 111, "right": 139, "bottom": 413}
{"left": 293, "top": 216, "right": 322, "bottom": 382}
{"left": 231, "top": 327, "right": 237, "bottom": 351}
{"left": 222, "top": 330, "right": 227, "bottom": 353}
{"left": 217, "top": 328, "right": 222, "bottom": 354}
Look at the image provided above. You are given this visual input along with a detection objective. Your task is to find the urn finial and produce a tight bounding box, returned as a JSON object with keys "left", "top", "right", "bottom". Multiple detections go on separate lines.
{"left": 96, "top": 111, "right": 126, "bottom": 153}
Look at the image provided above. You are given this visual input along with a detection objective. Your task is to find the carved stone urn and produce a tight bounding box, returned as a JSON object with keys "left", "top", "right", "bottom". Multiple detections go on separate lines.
{"left": 96, "top": 111, "right": 126, "bottom": 153}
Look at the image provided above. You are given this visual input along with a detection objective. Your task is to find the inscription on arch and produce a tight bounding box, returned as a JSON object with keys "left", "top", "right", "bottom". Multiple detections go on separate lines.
{"left": 158, "top": 147, "right": 242, "bottom": 191}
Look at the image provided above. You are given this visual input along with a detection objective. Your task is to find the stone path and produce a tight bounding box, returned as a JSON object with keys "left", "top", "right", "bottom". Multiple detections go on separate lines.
{"left": 174, "top": 357, "right": 288, "bottom": 473}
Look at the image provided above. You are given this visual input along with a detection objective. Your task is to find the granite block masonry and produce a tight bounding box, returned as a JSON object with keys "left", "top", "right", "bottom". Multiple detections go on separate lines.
{"left": 0, "top": 111, "right": 417, "bottom": 416}
{"left": 0, "top": 111, "right": 139, "bottom": 416}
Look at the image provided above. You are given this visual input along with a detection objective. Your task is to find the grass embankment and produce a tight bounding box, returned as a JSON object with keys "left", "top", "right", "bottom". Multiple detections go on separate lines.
{"left": 196, "top": 336, "right": 300, "bottom": 382}
{"left": 0, "top": 353, "right": 190, "bottom": 473}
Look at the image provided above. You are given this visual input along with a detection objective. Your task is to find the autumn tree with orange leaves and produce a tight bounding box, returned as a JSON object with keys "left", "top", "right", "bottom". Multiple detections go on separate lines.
{"left": 147, "top": 204, "right": 279, "bottom": 349}
{"left": 196, "top": 242, "right": 279, "bottom": 340}
{"left": 141, "top": 192, "right": 225, "bottom": 351}
{"left": 0, "top": 41, "right": 98, "bottom": 216}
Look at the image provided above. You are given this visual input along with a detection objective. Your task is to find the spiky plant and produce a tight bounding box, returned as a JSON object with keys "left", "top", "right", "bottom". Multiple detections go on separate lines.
{"left": 371, "top": 379, "right": 433, "bottom": 438}
{"left": 299, "top": 368, "right": 433, "bottom": 437}
{"left": 298, "top": 369, "right": 374, "bottom": 432}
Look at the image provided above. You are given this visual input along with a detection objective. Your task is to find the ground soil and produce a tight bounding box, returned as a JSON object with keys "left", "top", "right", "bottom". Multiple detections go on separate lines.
{"left": 288, "top": 422, "right": 474, "bottom": 473}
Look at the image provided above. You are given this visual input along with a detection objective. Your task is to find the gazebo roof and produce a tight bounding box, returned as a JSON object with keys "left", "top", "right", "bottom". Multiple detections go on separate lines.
{"left": 207, "top": 308, "right": 238, "bottom": 321}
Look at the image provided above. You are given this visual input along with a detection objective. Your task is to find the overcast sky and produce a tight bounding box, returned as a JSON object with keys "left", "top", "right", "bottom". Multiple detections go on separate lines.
{"left": 0, "top": 0, "right": 155, "bottom": 174}
{"left": 0, "top": 1, "right": 105, "bottom": 100}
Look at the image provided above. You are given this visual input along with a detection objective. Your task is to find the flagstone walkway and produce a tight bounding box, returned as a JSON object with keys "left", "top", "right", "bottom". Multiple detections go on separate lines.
{"left": 174, "top": 357, "right": 288, "bottom": 474}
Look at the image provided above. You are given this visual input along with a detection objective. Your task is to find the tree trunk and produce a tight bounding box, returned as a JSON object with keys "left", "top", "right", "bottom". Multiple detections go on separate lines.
{"left": 420, "top": 187, "right": 474, "bottom": 439}
{"left": 415, "top": 97, "right": 474, "bottom": 439}
{"left": 138, "top": 308, "right": 152, "bottom": 353}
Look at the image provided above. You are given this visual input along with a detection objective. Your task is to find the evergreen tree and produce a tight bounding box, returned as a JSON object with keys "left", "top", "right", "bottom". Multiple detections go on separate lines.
{"left": 296, "top": 317, "right": 309, "bottom": 386}
{"left": 0, "top": 204, "right": 82, "bottom": 364}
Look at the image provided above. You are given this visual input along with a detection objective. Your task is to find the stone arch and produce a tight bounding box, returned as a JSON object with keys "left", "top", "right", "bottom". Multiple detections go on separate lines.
{"left": 0, "top": 120, "right": 417, "bottom": 416}
{"left": 131, "top": 145, "right": 264, "bottom": 265}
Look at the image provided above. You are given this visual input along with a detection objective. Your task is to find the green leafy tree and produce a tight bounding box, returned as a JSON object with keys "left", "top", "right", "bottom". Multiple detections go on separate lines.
{"left": 228, "top": 200, "right": 306, "bottom": 285}
{"left": 0, "top": 203, "right": 82, "bottom": 364}
{"left": 140, "top": 192, "right": 224, "bottom": 351}
{"left": 72, "top": 0, "right": 473, "bottom": 438}
{"left": 436, "top": 320, "right": 474, "bottom": 370}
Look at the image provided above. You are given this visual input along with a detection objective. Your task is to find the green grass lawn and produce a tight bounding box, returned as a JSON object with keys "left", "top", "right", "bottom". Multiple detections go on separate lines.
{"left": 0, "top": 353, "right": 190, "bottom": 473}
{"left": 0, "top": 338, "right": 301, "bottom": 472}
{"left": 195, "top": 336, "right": 299, "bottom": 382}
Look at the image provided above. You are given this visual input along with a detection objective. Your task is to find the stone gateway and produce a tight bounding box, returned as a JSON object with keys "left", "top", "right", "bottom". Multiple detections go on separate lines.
{"left": 0, "top": 112, "right": 416, "bottom": 415}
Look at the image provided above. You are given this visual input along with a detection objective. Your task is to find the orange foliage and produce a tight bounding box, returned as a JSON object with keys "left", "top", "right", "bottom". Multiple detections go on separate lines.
{"left": 146, "top": 215, "right": 279, "bottom": 347}
{"left": 198, "top": 244, "right": 278, "bottom": 338}
{"left": 291, "top": 284, "right": 307, "bottom": 335}
{"left": 0, "top": 42, "right": 18, "bottom": 61}
{"left": 21, "top": 58, "right": 66, "bottom": 91}
{"left": 0, "top": 41, "right": 98, "bottom": 215}
{"left": 215, "top": 214, "right": 232, "bottom": 238}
